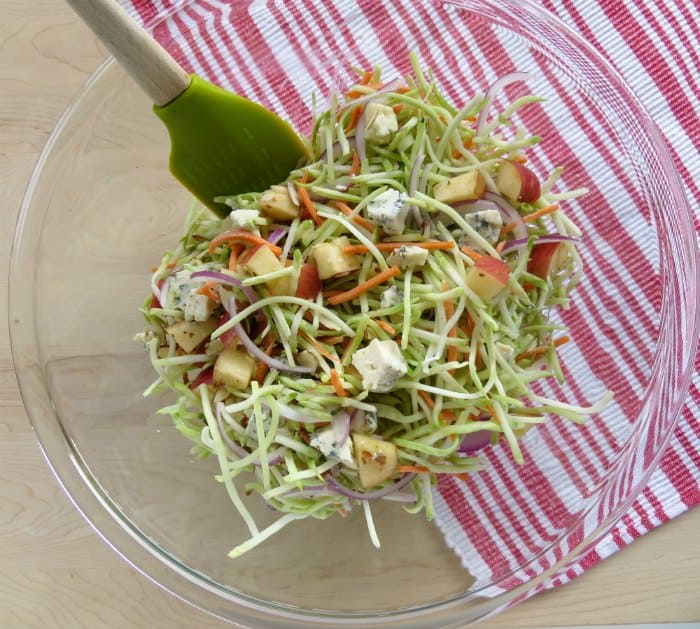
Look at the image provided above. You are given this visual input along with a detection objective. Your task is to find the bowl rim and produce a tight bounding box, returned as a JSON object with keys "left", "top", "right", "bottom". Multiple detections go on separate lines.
{"left": 8, "top": 0, "right": 699, "bottom": 625}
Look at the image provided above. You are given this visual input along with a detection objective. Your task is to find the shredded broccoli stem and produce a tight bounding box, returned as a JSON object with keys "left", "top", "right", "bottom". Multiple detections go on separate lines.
{"left": 137, "top": 58, "right": 612, "bottom": 559}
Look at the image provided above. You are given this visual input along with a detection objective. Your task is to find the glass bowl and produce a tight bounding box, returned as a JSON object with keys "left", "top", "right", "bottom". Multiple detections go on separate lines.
{"left": 9, "top": 0, "right": 697, "bottom": 626}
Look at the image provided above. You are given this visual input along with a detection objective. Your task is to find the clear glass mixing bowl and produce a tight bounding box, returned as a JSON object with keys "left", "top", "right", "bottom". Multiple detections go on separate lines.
{"left": 9, "top": 0, "right": 698, "bottom": 626}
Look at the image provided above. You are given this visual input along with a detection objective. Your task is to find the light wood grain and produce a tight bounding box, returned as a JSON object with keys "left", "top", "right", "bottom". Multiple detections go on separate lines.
{"left": 0, "top": 1, "right": 698, "bottom": 627}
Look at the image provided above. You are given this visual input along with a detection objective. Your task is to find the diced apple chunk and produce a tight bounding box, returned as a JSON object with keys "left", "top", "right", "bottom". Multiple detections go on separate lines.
{"left": 311, "top": 236, "right": 361, "bottom": 280}
{"left": 259, "top": 185, "right": 300, "bottom": 221}
{"left": 351, "top": 433, "right": 398, "bottom": 489}
{"left": 433, "top": 171, "right": 485, "bottom": 205}
{"left": 465, "top": 256, "right": 510, "bottom": 300}
{"left": 243, "top": 245, "right": 290, "bottom": 295}
{"left": 166, "top": 319, "right": 218, "bottom": 353}
{"left": 213, "top": 347, "right": 256, "bottom": 390}
{"left": 495, "top": 160, "right": 541, "bottom": 203}
{"left": 527, "top": 242, "right": 567, "bottom": 279}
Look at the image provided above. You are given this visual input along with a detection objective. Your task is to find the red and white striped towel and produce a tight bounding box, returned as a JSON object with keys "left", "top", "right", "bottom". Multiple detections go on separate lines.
{"left": 121, "top": 0, "right": 699, "bottom": 601}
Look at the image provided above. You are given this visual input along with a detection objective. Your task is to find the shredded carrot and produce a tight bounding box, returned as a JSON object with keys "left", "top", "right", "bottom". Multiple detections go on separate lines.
{"left": 454, "top": 472, "right": 470, "bottom": 482}
{"left": 343, "top": 240, "right": 454, "bottom": 255}
{"left": 374, "top": 319, "right": 396, "bottom": 336}
{"left": 522, "top": 203, "right": 560, "bottom": 224}
{"left": 396, "top": 465, "right": 431, "bottom": 474}
{"left": 254, "top": 343, "right": 275, "bottom": 383}
{"left": 321, "top": 289, "right": 345, "bottom": 299}
{"left": 418, "top": 390, "right": 435, "bottom": 410}
{"left": 321, "top": 335, "right": 346, "bottom": 345}
{"left": 228, "top": 244, "right": 243, "bottom": 271}
{"left": 460, "top": 246, "right": 483, "bottom": 260}
{"left": 392, "top": 104, "right": 405, "bottom": 115}
{"left": 329, "top": 368, "right": 347, "bottom": 397}
{"left": 296, "top": 182, "right": 323, "bottom": 226}
{"left": 396, "top": 85, "right": 411, "bottom": 94}
{"left": 516, "top": 335, "right": 570, "bottom": 361}
{"left": 208, "top": 231, "right": 282, "bottom": 256}
{"left": 350, "top": 149, "right": 361, "bottom": 176}
{"left": 513, "top": 154, "right": 528, "bottom": 164}
{"left": 300, "top": 330, "right": 337, "bottom": 363}
{"left": 440, "top": 410, "right": 458, "bottom": 423}
{"left": 327, "top": 266, "right": 400, "bottom": 305}
{"left": 344, "top": 105, "right": 364, "bottom": 133}
{"left": 495, "top": 241, "right": 506, "bottom": 253}
{"left": 335, "top": 201, "right": 376, "bottom": 232}
{"left": 151, "top": 260, "right": 177, "bottom": 273}
{"left": 196, "top": 281, "right": 220, "bottom": 302}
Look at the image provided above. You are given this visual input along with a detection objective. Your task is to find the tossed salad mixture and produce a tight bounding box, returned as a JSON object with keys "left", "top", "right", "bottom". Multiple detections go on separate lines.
{"left": 137, "top": 56, "right": 611, "bottom": 557}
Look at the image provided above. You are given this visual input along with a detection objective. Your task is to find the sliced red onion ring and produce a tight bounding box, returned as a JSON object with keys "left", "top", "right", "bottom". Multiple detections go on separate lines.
{"left": 476, "top": 72, "right": 532, "bottom": 136}
{"left": 501, "top": 233, "right": 581, "bottom": 254}
{"left": 158, "top": 275, "right": 171, "bottom": 309}
{"left": 267, "top": 227, "right": 287, "bottom": 247}
{"left": 484, "top": 192, "right": 528, "bottom": 241}
{"left": 326, "top": 472, "right": 417, "bottom": 501}
{"left": 457, "top": 430, "right": 493, "bottom": 453}
{"left": 229, "top": 298, "right": 314, "bottom": 374}
{"left": 337, "top": 411, "right": 352, "bottom": 447}
{"left": 190, "top": 270, "right": 258, "bottom": 305}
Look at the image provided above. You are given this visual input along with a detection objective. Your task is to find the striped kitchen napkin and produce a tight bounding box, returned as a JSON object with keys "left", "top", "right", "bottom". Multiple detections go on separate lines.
{"left": 120, "top": 0, "right": 699, "bottom": 601}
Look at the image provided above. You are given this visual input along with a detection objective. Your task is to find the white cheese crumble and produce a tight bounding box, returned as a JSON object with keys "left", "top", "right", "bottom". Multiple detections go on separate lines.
{"left": 351, "top": 338, "right": 408, "bottom": 392}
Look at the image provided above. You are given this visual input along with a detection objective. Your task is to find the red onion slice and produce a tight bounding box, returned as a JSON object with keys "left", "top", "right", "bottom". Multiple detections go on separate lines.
{"left": 501, "top": 233, "right": 580, "bottom": 254}
{"left": 267, "top": 227, "right": 287, "bottom": 247}
{"left": 190, "top": 270, "right": 258, "bottom": 305}
{"left": 326, "top": 472, "right": 417, "bottom": 501}
{"left": 457, "top": 430, "right": 493, "bottom": 453}
{"left": 228, "top": 298, "right": 314, "bottom": 374}
{"left": 484, "top": 192, "right": 528, "bottom": 241}
{"left": 476, "top": 72, "right": 532, "bottom": 136}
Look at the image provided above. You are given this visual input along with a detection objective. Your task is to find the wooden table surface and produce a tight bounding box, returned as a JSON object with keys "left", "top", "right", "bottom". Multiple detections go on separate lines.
{"left": 1, "top": 1, "right": 698, "bottom": 627}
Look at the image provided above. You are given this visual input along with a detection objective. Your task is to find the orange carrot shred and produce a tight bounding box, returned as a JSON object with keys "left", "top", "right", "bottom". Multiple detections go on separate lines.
{"left": 522, "top": 203, "right": 560, "bottom": 224}
{"left": 196, "top": 281, "right": 220, "bottom": 302}
{"left": 345, "top": 105, "right": 364, "bottom": 133}
{"left": 296, "top": 182, "right": 323, "bottom": 226}
{"left": 513, "top": 154, "right": 528, "bottom": 164}
{"left": 350, "top": 149, "right": 361, "bottom": 176}
{"left": 228, "top": 244, "right": 243, "bottom": 271}
{"left": 396, "top": 465, "right": 431, "bottom": 474}
{"left": 335, "top": 201, "right": 376, "bottom": 232}
{"left": 327, "top": 266, "right": 400, "bottom": 305}
{"left": 208, "top": 231, "right": 281, "bottom": 256}
{"left": 418, "top": 390, "right": 435, "bottom": 409}
{"left": 374, "top": 319, "right": 396, "bottom": 336}
{"left": 329, "top": 368, "right": 347, "bottom": 397}
{"left": 460, "top": 246, "right": 483, "bottom": 260}
{"left": 516, "top": 335, "right": 570, "bottom": 361}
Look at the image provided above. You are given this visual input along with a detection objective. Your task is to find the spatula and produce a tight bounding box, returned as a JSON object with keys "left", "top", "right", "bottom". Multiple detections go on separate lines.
{"left": 66, "top": 0, "right": 308, "bottom": 218}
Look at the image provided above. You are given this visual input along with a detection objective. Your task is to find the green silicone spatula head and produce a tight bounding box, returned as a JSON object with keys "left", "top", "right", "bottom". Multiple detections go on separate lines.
{"left": 66, "top": 0, "right": 308, "bottom": 218}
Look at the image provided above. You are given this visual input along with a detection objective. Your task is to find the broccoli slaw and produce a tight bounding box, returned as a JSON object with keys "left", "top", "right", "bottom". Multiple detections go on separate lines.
{"left": 138, "top": 55, "right": 612, "bottom": 558}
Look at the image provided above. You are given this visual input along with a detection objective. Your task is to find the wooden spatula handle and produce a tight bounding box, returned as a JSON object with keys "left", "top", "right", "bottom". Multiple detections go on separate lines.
{"left": 66, "top": 0, "right": 191, "bottom": 106}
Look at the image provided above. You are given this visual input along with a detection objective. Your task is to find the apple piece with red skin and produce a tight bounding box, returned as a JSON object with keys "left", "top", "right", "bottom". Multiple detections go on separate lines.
{"left": 465, "top": 255, "right": 510, "bottom": 300}
{"left": 189, "top": 366, "right": 214, "bottom": 389}
{"left": 495, "top": 159, "right": 541, "bottom": 203}
{"left": 527, "top": 242, "right": 566, "bottom": 279}
{"left": 295, "top": 262, "right": 322, "bottom": 299}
